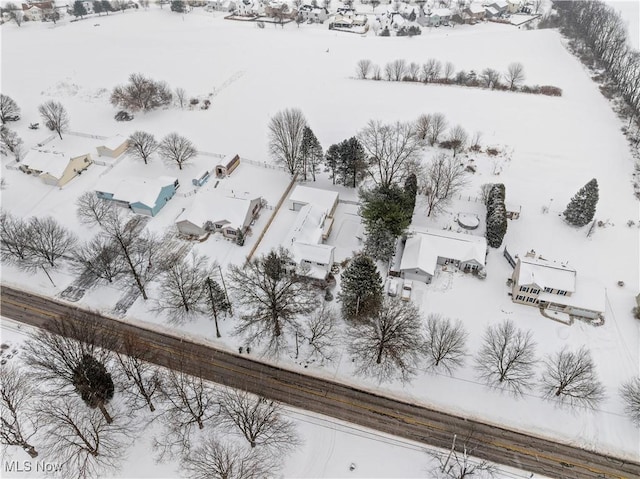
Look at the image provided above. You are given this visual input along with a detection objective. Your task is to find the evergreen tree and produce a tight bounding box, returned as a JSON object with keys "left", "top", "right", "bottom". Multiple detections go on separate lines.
{"left": 204, "top": 277, "right": 231, "bottom": 338}
{"left": 563, "top": 179, "right": 599, "bottom": 227}
{"left": 408, "top": 9, "right": 416, "bottom": 22}
{"left": 72, "top": 354, "right": 115, "bottom": 424}
{"left": 101, "top": 0, "right": 112, "bottom": 13}
{"left": 404, "top": 172, "right": 418, "bottom": 215}
{"left": 364, "top": 221, "right": 396, "bottom": 262}
{"left": 339, "top": 255, "right": 383, "bottom": 321}
{"left": 73, "top": 0, "right": 87, "bottom": 18}
{"left": 93, "top": 0, "right": 103, "bottom": 15}
{"left": 299, "top": 126, "right": 323, "bottom": 181}
{"left": 171, "top": 0, "right": 185, "bottom": 12}
{"left": 337, "top": 137, "right": 367, "bottom": 188}
{"left": 325, "top": 143, "right": 340, "bottom": 185}
{"left": 360, "top": 184, "right": 413, "bottom": 238}
{"left": 485, "top": 183, "right": 507, "bottom": 248}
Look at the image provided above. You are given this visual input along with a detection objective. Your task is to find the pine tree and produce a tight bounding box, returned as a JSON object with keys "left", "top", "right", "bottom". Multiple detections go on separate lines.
{"left": 364, "top": 221, "right": 396, "bottom": 262}
{"left": 73, "top": 0, "right": 87, "bottom": 17}
{"left": 171, "top": 0, "right": 185, "bottom": 12}
{"left": 485, "top": 183, "right": 507, "bottom": 248}
{"left": 337, "top": 137, "right": 367, "bottom": 188}
{"left": 563, "top": 179, "right": 599, "bottom": 227}
{"left": 299, "top": 126, "right": 323, "bottom": 181}
{"left": 325, "top": 143, "right": 340, "bottom": 185}
{"left": 339, "top": 255, "right": 383, "bottom": 321}
{"left": 404, "top": 173, "right": 418, "bottom": 215}
{"left": 72, "top": 354, "right": 115, "bottom": 423}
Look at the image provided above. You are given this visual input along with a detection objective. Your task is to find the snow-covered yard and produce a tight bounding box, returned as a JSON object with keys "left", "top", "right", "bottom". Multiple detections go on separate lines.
{"left": 1, "top": 4, "right": 639, "bottom": 475}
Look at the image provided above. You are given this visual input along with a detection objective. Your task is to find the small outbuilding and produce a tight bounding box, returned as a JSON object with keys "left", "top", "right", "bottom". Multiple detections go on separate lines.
{"left": 96, "top": 135, "right": 129, "bottom": 158}
{"left": 215, "top": 154, "right": 241, "bottom": 178}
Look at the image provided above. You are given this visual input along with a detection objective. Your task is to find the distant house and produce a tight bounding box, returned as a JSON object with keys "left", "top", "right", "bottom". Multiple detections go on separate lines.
{"left": 96, "top": 176, "right": 179, "bottom": 216}
{"left": 422, "top": 7, "right": 452, "bottom": 27}
{"left": 506, "top": 0, "right": 521, "bottom": 14}
{"left": 96, "top": 135, "right": 129, "bottom": 158}
{"left": 465, "top": 2, "right": 485, "bottom": 21}
{"left": 208, "top": 0, "right": 236, "bottom": 11}
{"left": 400, "top": 229, "right": 487, "bottom": 284}
{"left": 175, "top": 189, "right": 262, "bottom": 239}
{"left": 511, "top": 252, "right": 605, "bottom": 321}
{"left": 484, "top": 6, "right": 499, "bottom": 18}
{"left": 20, "top": 147, "right": 92, "bottom": 187}
{"left": 215, "top": 154, "right": 241, "bottom": 178}
{"left": 284, "top": 204, "right": 335, "bottom": 280}
{"left": 235, "top": 0, "right": 259, "bottom": 16}
{"left": 376, "top": 11, "right": 405, "bottom": 30}
{"left": 299, "top": 4, "right": 328, "bottom": 23}
{"left": 21, "top": 2, "right": 48, "bottom": 21}
{"left": 330, "top": 13, "right": 368, "bottom": 29}
{"left": 490, "top": 0, "right": 508, "bottom": 13}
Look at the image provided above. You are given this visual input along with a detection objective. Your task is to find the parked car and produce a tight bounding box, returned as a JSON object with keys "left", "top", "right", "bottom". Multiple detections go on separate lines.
{"left": 401, "top": 279, "right": 413, "bottom": 301}
{"left": 387, "top": 278, "right": 399, "bottom": 297}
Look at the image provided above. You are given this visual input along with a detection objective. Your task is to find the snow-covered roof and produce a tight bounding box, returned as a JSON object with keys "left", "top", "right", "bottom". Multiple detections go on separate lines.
{"left": 178, "top": 187, "right": 259, "bottom": 230}
{"left": 21, "top": 148, "right": 70, "bottom": 179}
{"left": 98, "top": 176, "right": 177, "bottom": 208}
{"left": 505, "top": 202, "right": 521, "bottom": 212}
{"left": 467, "top": 3, "right": 485, "bottom": 14}
{"left": 537, "top": 277, "right": 605, "bottom": 313}
{"left": 284, "top": 203, "right": 334, "bottom": 266}
{"left": 400, "top": 229, "right": 487, "bottom": 276}
{"left": 492, "top": 0, "right": 508, "bottom": 9}
{"left": 99, "top": 134, "right": 127, "bottom": 150}
{"left": 485, "top": 6, "right": 498, "bottom": 15}
{"left": 430, "top": 8, "right": 452, "bottom": 17}
{"left": 516, "top": 256, "right": 576, "bottom": 292}
{"left": 289, "top": 185, "right": 338, "bottom": 215}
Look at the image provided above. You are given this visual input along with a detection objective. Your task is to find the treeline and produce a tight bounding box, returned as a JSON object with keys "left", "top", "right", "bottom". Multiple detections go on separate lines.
{"left": 355, "top": 58, "right": 563, "bottom": 97}
{"left": 546, "top": 1, "right": 639, "bottom": 120}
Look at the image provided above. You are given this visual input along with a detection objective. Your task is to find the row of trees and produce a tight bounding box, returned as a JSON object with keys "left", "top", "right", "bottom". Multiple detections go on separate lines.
{"left": 356, "top": 58, "right": 562, "bottom": 96}
{"left": 550, "top": 1, "right": 640, "bottom": 123}
{"left": 127, "top": 130, "right": 198, "bottom": 168}
{"left": 482, "top": 183, "right": 507, "bottom": 248}
{"left": 0, "top": 319, "right": 298, "bottom": 478}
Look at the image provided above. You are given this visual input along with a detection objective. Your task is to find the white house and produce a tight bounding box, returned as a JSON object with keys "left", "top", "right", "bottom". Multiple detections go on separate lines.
{"left": 422, "top": 7, "right": 452, "bottom": 27}
{"left": 20, "top": 146, "right": 92, "bottom": 187}
{"left": 299, "top": 4, "right": 328, "bottom": 23}
{"left": 511, "top": 252, "right": 605, "bottom": 321}
{"left": 400, "top": 229, "right": 487, "bottom": 284}
{"left": 284, "top": 203, "right": 335, "bottom": 280}
{"left": 176, "top": 188, "right": 262, "bottom": 239}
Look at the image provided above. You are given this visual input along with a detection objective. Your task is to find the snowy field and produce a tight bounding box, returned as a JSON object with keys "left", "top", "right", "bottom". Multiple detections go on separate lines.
{"left": 1, "top": 3, "right": 639, "bottom": 475}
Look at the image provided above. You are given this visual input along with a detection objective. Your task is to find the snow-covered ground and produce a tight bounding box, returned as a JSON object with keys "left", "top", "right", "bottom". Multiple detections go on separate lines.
{"left": 1, "top": 4, "right": 639, "bottom": 476}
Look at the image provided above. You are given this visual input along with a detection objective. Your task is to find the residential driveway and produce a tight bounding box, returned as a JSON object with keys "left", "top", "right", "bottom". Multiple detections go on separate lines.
{"left": 326, "top": 203, "right": 363, "bottom": 262}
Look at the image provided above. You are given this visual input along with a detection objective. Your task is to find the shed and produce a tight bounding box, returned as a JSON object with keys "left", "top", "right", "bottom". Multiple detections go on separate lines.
{"left": 97, "top": 135, "right": 129, "bottom": 158}
{"left": 215, "top": 154, "right": 241, "bottom": 178}
{"left": 506, "top": 203, "right": 521, "bottom": 220}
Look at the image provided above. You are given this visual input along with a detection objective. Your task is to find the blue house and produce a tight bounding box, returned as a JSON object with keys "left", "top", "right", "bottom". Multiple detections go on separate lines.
{"left": 96, "top": 176, "right": 179, "bottom": 217}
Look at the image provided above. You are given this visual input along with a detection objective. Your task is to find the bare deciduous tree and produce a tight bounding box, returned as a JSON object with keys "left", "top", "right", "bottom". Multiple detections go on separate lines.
{"left": 127, "top": 131, "right": 158, "bottom": 164}
{"left": 356, "top": 59, "right": 373, "bottom": 79}
{"left": 422, "top": 58, "right": 441, "bottom": 83}
{"left": 415, "top": 113, "right": 432, "bottom": 141}
{"left": 407, "top": 62, "right": 420, "bottom": 82}
{"left": 480, "top": 68, "right": 501, "bottom": 89}
{"left": 175, "top": 87, "right": 187, "bottom": 108}
{"left": 0, "top": 211, "right": 31, "bottom": 264}
{"left": 475, "top": 320, "right": 537, "bottom": 395}
{"left": 218, "top": 389, "right": 300, "bottom": 452}
{"left": 0, "top": 125, "right": 24, "bottom": 160}
{"left": 100, "top": 210, "right": 162, "bottom": 300}
{"left": 540, "top": 347, "right": 605, "bottom": 409}
{"left": 38, "top": 100, "right": 69, "bottom": 140}
{"left": 0, "top": 94, "right": 20, "bottom": 124}
{"left": 302, "top": 304, "right": 337, "bottom": 364}
{"left": 73, "top": 235, "right": 128, "bottom": 284}
{"left": 25, "top": 216, "right": 77, "bottom": 270}
{"left": 372, "top": 64, "right": 382, "bottom": 80}
{"left": 359, "top": 120, "right": 423, "bottom": 189}
{"left": 348, "top": 296, "right": 423, "bottom": 383}
{"left": 22, "top": 317, "right": 116, "bottom": 422}
{"left": 37, "top": 398, "right": 131, "bottom": 479}
{"left": 427, "top": 112, "right": 447, "bottom": 146}
{"left": 385, "top": 59, "right": 407, "bottom": 81}
{"left": 76, "top": 191, "right": 113, "bottom": 228}
{"left": 154, "top": 366, "right": 218, "bottom": 461}
{"left": 181, "top": 433, "right": 278, "bottom": 479}
{"left": 504, "top": 62, "right": 525, "bottom": 90}
{"left": 4, "top": 3, "right": 23, "bottom": 26}
{"left": 268, "top": 108, "right": 307, "bottom": 176}
{"left": 155, "top": 253, "right": 212, "bottom": 323}
{"left": 443, "top": 62, "right": 455, "bottom": 82}
{"left": 421, "top": 153, "right": 468, "bottom": 217}
{"left": 159, "top": 132, "right": 197, "bottom": 170}
{"left": 423, "top": 314, "right": 468, "bottom": 374}
{"left": 430, "top": 434, "right": 497, "bottom": 479}
{"left": 110, "top": 73, "right": 173, "bottom": 112}
{"left": 447, "top": 125, "right": 468, "bottom": 157}
{"left": 0, "top": 364, "right": 39, "bottom": 458}
{"left": 115, "top": 332, "right": 162, "bottom": 413}
{"left": 227, "top": 248, "right": 318, "bottom": 357}
{"left": 621, "top": 377, "right": 640, "bottom": 427}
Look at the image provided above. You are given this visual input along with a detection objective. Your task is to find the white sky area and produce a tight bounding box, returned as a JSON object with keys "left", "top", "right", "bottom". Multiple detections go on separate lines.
{"left": 607, "top": 0, "right": 640, "bottom": 49}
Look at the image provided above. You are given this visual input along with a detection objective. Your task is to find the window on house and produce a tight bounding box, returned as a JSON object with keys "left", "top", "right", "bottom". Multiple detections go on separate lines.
{"left": 544, "top": 287, "right": 552, "bottom": 293}
{"left": 558, "top": 290, "right": 567, "bottom": 296}
{"left": 516, "top": 295, "right": 525, "bottom": 301}
{"left": 215, "top": 224, "right": 222, "bottom": 229}
{"left": 520, "top": 286, "right": 529, "bottom": 293}
{"left": 226, "top": 229, "right": 236, "bottom": 236}
{"left": 530, "top": 289, "right": 539, "bottom": 295}
{"left": 527, "top": 297, "right": 537, "bottom": 303}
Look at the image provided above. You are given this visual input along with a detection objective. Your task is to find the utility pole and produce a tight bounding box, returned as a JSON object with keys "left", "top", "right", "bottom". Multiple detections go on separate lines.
{"left": 218, "top": 264, "right": 232, "bottom": 315}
